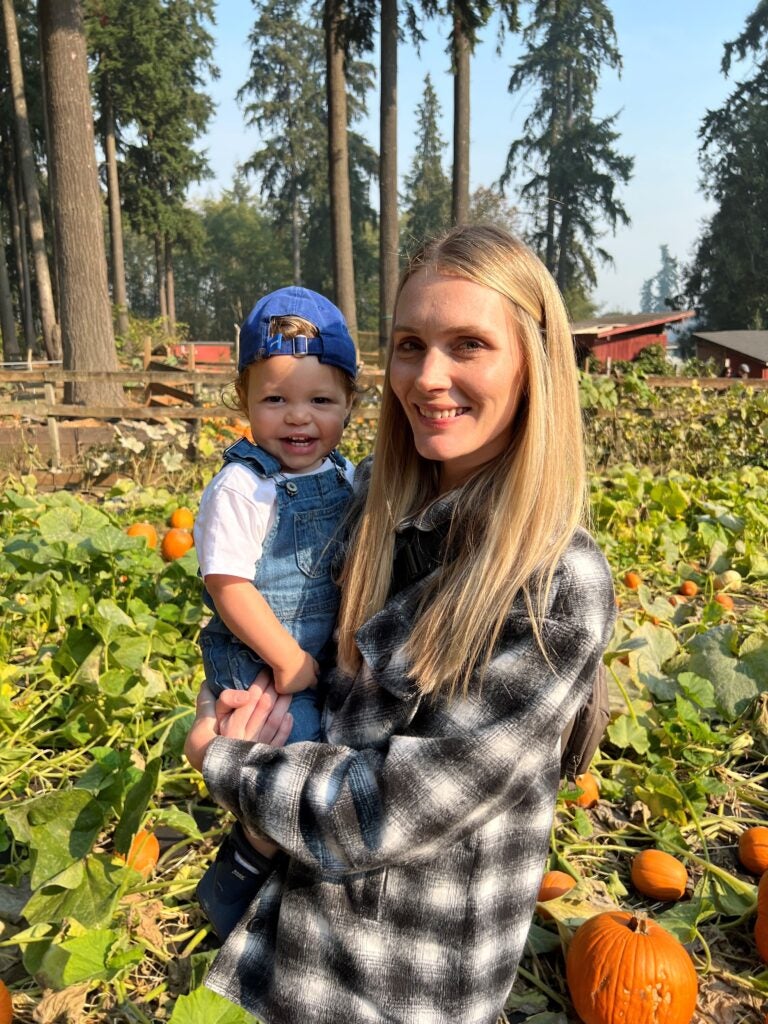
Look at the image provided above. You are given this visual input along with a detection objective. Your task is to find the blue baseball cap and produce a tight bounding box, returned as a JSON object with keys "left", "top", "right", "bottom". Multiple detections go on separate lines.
{"left": 238, "top": 286, "right": 358, "bottom": 379}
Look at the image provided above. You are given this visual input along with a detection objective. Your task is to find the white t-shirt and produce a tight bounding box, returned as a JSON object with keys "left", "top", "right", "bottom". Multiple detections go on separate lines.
{"left": 194, "top": 457, "right": 355, "bottom": 581}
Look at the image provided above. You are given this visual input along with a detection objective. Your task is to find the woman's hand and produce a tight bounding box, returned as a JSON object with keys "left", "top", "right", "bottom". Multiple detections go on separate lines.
{"left": 184, "top": 675, "right": 293, "bottom": 772}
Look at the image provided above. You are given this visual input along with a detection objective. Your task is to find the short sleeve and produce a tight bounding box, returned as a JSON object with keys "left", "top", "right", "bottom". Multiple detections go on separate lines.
{"left": 194, "top": 464, "right": 276, "bottom": 579}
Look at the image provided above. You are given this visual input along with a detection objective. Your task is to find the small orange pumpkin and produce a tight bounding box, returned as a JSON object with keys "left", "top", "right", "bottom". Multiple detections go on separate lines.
{"left": 161, "top": 527, "right": 194, "bottom": 561}
{"left": 738, "top": 826, "right": 768, "bottom": 875}
{"left": 118, "top": 828, "right": 160, "bottom": 878}
{"left": 623, "top": 571, "right": 641, "bottom": 590}
{"left": 758, "top": 870, "right": 768, "bottom": 916}
{"left": 565, "top": 772, "right": 599, "bottom": 809}
{"left": 566, "top": 911, "right": 698, "bottom": 1024}
{"left": 170, "top": 506, "right": 195, "bottom": 529}
{"left": 714, "top": 593, "right": 734, "bottom": 611}
{"left": 631, "top": 849, "right": 688, "bottom": 902}
{"left": 678, "top": 579, "right": 698, "bottom": 597}
{"left": 125, "top": 522, "right": 158, "bottom": 549}
{"left": 538, "top": 869, "right": 576, "bottom": 904}
{"left": 0, "top": 980, "right": 11, "bottom": 1024}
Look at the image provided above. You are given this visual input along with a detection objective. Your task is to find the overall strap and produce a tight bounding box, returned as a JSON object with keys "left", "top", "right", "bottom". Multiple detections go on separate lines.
{"left": 221, "top": 437, "right": 282, "bottom": 477}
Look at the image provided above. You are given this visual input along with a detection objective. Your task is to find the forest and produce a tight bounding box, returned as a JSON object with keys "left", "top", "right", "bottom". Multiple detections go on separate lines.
{"left": 1, "top": 0, "right": 766, "bottom": 392}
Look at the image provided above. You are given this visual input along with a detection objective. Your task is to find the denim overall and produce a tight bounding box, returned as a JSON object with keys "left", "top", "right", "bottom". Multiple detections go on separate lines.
{"left": 199, "top": 437, "right": 353, "bottom": 743}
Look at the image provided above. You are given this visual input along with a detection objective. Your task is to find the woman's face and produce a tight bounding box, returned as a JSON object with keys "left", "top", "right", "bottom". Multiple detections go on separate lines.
{"left": 390, "top": 270, "right": 527, "bottom": 490}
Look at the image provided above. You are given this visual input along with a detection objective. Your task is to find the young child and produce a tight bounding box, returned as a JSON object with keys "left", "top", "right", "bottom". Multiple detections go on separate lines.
{"left": 192, "top": 286, "right": 357, "bottom": 938}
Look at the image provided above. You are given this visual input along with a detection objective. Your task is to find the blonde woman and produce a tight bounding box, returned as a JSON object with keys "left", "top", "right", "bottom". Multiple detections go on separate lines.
{"left": 185, "top": 225, "right": 616, "bottom": 1024}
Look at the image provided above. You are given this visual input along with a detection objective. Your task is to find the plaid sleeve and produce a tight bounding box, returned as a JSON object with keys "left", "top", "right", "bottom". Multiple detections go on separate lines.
{"left": 202, "top": 541, "right": 615, "bottom": 875}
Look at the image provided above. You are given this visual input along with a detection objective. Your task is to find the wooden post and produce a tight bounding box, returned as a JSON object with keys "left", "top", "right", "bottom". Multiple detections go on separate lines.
{"left": 187, "top": 343, "right": 195, "bottom": 371}
{"left": 605, "top": 357, "right": 612, "bottom": 377}
{"left": 43, "top": 380, "right": 61, "bottom": 470}
{"left": 233, "top": 323, "right": 240, "bottom": 370}
{"left": 143, "top": 335, "right": 151, "bottom": 369}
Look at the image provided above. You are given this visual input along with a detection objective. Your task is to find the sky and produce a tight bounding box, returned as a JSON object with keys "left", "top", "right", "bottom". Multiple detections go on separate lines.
{"left": 194, "top": 1, "right": 759, "bottom": 313}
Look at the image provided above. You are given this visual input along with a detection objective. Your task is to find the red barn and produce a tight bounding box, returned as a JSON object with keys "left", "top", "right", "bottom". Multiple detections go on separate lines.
{"left": 692, "top": 331, "right": 768, "bottom": 378}
{"left": 571, "top": 311, "right": 695, "bottom": 366}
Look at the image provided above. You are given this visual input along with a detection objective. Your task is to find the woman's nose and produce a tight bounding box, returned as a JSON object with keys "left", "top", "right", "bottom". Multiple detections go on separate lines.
{"left": 414, "top": 347, "right": 451, "bottom": 392}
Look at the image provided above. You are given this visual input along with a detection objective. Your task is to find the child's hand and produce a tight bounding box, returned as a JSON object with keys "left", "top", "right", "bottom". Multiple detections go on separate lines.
{"left": 273, "top": 647, "right": 319, "bottom": 695}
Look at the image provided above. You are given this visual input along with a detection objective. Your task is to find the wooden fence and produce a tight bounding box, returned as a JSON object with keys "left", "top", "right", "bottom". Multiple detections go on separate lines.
{"left": 0, "top": 365, "right": 385, "bottom": 470}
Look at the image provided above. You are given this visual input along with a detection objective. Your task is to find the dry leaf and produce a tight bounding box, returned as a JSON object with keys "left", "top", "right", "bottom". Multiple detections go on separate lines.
{"left": 33, "top": 983, "right": 90, "bottom": 1024}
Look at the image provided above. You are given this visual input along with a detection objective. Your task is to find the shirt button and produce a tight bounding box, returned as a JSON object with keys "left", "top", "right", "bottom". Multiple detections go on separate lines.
{"left": 285, "top": 482, "right": 298, "bottom": 495}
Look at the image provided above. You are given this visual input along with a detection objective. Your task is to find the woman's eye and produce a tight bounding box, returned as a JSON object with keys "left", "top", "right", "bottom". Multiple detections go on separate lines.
{"left": 458, "top": 338, "right": 484, "bottom": 351}
{"left": 394, "top": 337, "right": 422, "bottom": 353}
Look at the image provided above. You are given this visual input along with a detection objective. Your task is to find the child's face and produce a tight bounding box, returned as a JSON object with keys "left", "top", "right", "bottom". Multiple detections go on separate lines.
{"left": 241, "top": 356, "right": 352, "bottom": 472}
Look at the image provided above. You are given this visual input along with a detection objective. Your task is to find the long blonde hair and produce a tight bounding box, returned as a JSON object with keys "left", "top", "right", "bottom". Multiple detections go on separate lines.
{"left": 337, "top": 225, "right": 586, "bottom": 697}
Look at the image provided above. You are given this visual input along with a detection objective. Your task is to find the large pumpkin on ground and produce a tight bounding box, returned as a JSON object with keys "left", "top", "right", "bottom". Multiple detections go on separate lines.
{"left": 566, "top": 911, "right": 697, "bottom": 1024}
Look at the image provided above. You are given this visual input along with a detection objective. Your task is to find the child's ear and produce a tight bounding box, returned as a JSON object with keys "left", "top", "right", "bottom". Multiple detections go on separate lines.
{"left": 343, "top": 395, "right": 354, "bottom": 428}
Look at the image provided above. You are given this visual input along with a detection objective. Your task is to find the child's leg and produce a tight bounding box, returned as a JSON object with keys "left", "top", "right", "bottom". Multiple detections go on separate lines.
{"left": 196, "top": 649, "right": 279, "bottom": 940}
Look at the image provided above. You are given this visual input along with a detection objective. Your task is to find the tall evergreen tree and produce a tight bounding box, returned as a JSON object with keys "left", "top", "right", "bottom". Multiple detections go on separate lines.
{"left": 85, "top": 0, "right": 162, "bottom": 337}
{"left": 685, "top": 4, "right": 768, "bottom": 330}
{"left": 401, "top": 74, "right": 451, "bottom": 245}
{"left": 501, "top": 0, "right": 633, "bottom": 302}
{"left": 240, "top": 0, "right": 377, "bottom": 327}
{"left": 639, "top": 245, "right": 681, "bottom": 313}
{"left": 114, "top": 0, "right": 217, "bottom": 334}
{"left": 418, "top": 2, "right": 519, "bottom": 225}
{"left": 379, "top": 0, "right": 398, "bottom": 355}
{"left": 39, "top": 0, "right": 121, "bottom": 404}
{"left": 238, "top": 0, "right": 326, "bottom": 286}
{"left": 2, "top": 0, "right": 59, "bottom": 358}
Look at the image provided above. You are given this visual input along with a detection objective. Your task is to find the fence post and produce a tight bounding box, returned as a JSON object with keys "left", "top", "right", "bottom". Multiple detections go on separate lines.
{"left": 143, "top": 336, "right": 152, "bottom": 369}
{"left": 43, "top": 380, "right": 61, "bottom": 470}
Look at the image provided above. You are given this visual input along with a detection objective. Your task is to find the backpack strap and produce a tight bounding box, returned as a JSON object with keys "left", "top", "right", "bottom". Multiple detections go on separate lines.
{"left": 560, "top": 663, "right": 610, "bottom": 781}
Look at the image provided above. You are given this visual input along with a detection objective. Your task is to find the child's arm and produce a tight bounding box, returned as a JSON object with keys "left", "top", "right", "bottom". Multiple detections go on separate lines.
{"left": 204, "top": 574, "right": 318, "bottom": 694}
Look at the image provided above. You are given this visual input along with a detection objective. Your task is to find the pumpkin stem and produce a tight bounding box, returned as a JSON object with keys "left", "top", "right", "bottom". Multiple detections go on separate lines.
{"left": 629, "top": 912, "right": 650, "bottom": 935}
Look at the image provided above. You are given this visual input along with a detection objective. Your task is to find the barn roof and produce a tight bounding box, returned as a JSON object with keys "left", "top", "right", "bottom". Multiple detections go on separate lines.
{"left": 571, "top": 311, "right": 694, "bottom": 338}
{"left": 692, "top": 331, "right": 768, "bottom": 363}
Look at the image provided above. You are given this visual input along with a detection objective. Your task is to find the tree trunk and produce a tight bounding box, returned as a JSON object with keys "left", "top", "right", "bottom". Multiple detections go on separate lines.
{"left": 291, "top": 188, "right": 302, "bottom": 285}
{"left": 451, "top": 6, "right": 470, "bottom": 227}
{"left": 0, "top": 214, "right": 20, "bottom": 360}
{"left": 103, "top": 82, "right": 130, "bottom": 337}
{"left": 2, "top": 0, "right": 60, "bottom": 360}
{"left": 6, "top": 154, "right": 36, "bottom": 353}
{"left": 379, "top": 0, "right": 398, "bottom": 359}
{"left": 555, "top": 66, "right": 573, "bottom": 293}
{"left": 155, "top": 232, "right": 168, "bottom": 331}
{"left": 164, "top": 234, "right": 176, "bottom": 337}
{"left": 325, "top": 0, "right": 358, "bottom": 339}
{"left": 39, "top": 0, "right": 121, "bottom": 405}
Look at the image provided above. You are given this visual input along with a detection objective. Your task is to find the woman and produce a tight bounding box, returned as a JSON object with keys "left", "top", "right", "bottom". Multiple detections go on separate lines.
{"left": 185, "top": 225, "right": 616, "bottom": 1024}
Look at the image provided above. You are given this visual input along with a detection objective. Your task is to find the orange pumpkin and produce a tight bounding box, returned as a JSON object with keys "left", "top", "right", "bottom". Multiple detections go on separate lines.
{"left": 630, "top": 849, "right": 688, "bottom": 902}
{"left": 755, "top": 872, "right": 768, "bottom": 963}
{"left": 678, "top": 579, "right": 698, "bottom": 597}
{"left": 738, "top": 826, "right": 768, "bottom": 875}
{"left": 538, "top": 869, "right": 576, "bottom": 904}
{"left": 170, "top": 506, "right": 195, "bottom": 529}
{"left": 125, "top": 522, "right": 158, "bottom": 549}
{"left": 119, "top": 828, "right": 160, "bottom": 878}
{"left": 623, "top": 571, "right": 641, "bottom": 590}
{"left": 161, "top": 527, "right": 194, "bottom": 561}
{"left": 714, "top": 593, "right": 735, "bottom": 611}
{"left": 566, "top": 911, "right": 698, "bottom": 1024}
{"left": 0, "top": 980, "right": 11, "bottom": 1024}
{"left": 565, "top": 772, "right": 599, "bottom": 809}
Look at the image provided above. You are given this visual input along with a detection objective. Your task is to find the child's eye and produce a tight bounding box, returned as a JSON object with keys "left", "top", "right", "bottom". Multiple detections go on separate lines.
{"left": 264, "top": 395, "right": 284, "bottom": 403}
